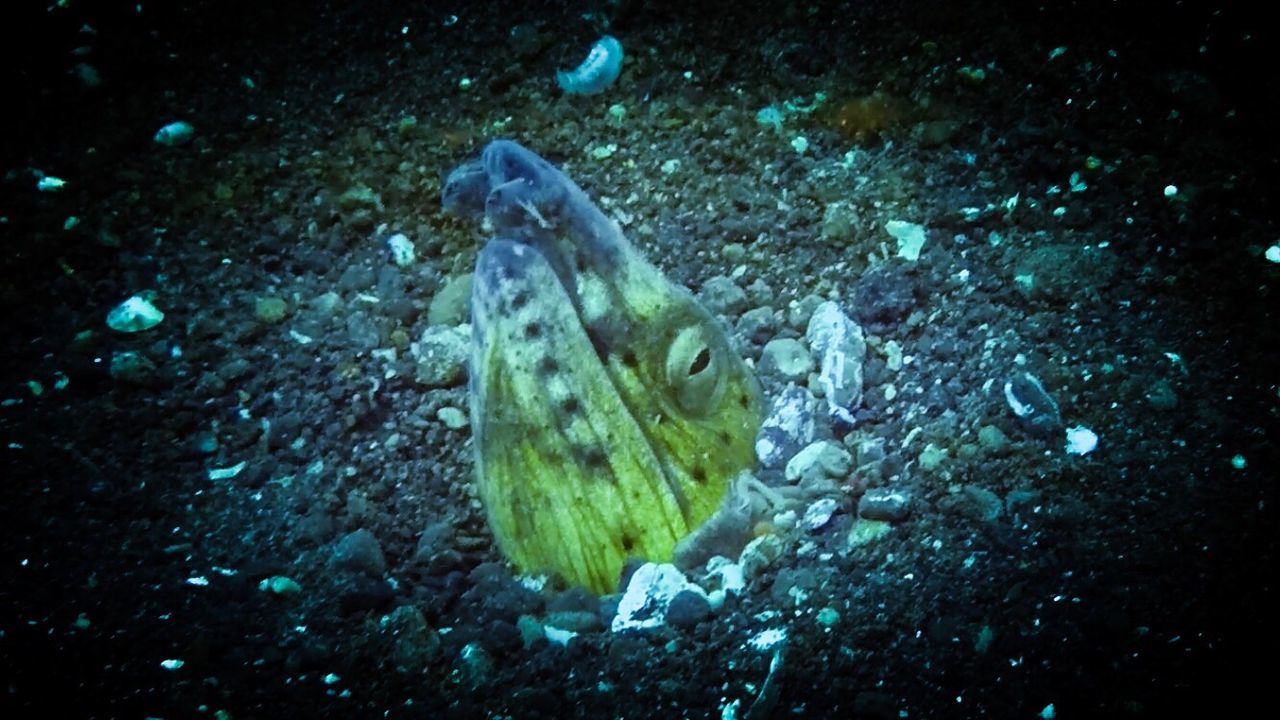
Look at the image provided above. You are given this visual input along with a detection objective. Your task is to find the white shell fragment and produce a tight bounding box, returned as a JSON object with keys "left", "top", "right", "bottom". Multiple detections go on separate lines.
{"left": 259, "top": 575, "right": 301, "bottom": 595}
{"left": 556, "top": 35, "right": 624, "bottom": 95}
{"left": 1065, "top": 426, "right": 1098, "bottom": 455}
{"left": 36, "top": 176, "right": 67, "bottom": 192}
{"left": 755, "top": 384, "right": 816, "bottom": 468}
{"left": 611, "top": 562, "right": 708, "bottom": 632}
{"left": 543, "top": 625, "right": 577, "bottom": 646}
{"left": 208, "top": 460, "right": 248, "bottom": 481}
{"left": 106, "top": 295, "right": 164, "bottom": 333}
{"left": 748, "top": 627, "right": 788, "bottom": 652}
{"left": 386, "top": 233, "right": 416, "bottom": 267}
{"left": 805, "top": 301, "right": 866, "bottom": 424}
{"left": 886, "top": 220, "right": 928, "bottom": 261}
{"left": 154, "top": 121, "right": 195, "bottom": 146}
{"left": 800, "top": 497, "right": 840, "bottom": 531}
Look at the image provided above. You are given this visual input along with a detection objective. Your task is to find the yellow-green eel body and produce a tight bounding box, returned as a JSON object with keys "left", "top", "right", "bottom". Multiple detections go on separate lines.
{"left": 443, "top": 140, "right": 762, "bottom": 593}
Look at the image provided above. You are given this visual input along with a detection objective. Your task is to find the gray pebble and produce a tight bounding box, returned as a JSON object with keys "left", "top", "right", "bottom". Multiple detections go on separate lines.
{"left": 785, "top": 440, "right": 853, "bottom": 488}
{"left": 858, "top": 488, "right": 911, "bottom": 522}
{"left": 977, "top": 425, "right": 1010, "bottom": 454}
{"left": 697, "top": 275, "right": 748, "bottom": 316}
{"left": 1145, "top": 379, "right": 1178, "bottom": 410}
{"left": 109, "top": 351, "right": 157, "bottom": 384}
{"left": 735, "top": 306, "right": 778, "bottom": 346}
{"left": 333, "top": 528, "right": 387, "bottom": 576}
{"left": 346, "top": 312, "right": 382, "bottom": 350}
{"left": 437, "top": 406, "right": 469, "bottom": 429}
{"left": 545, "top": 610, "right": 604, "bottom": 634}
{"left": 412, "top": 325, "right": 470, "bottom": 388}
{"left": 338, "top": 264, "right": 377, "bottom": 294}
{"left": 787, "top": 294, "right": 825, "bottom": 330}
{"left": 821, "top": 201, "right": 860, "bottom": 243}
{"left": 428, "top": 274, "right": 473, "bottom": 327}
{"left": 760, "top": 337, "right": 812, "bottom": 381}
{"left": 664, "top": 590, "right": 711, "bottom": 630}
{"left": 854, "top": 436, "right": 886, "bottom": 466}
{"left": 938, "top": 485, "right": 1003, "bottom": 523}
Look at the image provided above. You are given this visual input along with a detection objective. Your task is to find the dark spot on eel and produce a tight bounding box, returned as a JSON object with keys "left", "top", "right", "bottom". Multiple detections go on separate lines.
{"left": 582, "top": 447, "right": 608, "bottom": 469}
{"left": 538, "top": 355, "right": 559, "bottom": 375}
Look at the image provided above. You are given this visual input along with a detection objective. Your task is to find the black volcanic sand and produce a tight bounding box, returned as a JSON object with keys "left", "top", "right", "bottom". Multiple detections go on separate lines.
{"left": 1, "top": 1, "right": 1276, "bottom": 718}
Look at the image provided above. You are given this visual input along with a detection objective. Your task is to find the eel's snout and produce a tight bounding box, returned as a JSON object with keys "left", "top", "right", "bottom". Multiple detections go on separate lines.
{"left": 440, "top": 159, "right": 489, "bottom": 219}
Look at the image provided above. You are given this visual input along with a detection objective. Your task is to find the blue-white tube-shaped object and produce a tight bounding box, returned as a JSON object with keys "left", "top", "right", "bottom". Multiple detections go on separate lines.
{"left": 556, "top": 35, "right": 624, "bottom": 95}
{"left": 154, "top": 121, "right": 195, "bottom": 146}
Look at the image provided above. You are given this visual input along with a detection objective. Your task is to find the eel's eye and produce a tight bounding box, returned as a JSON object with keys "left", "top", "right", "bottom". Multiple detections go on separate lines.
{"left": 664, "top": 325, "right": 726, "bottom": 414}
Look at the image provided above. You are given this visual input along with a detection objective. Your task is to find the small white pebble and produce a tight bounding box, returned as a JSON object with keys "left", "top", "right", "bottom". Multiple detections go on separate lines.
{"left": 207, "top": 461, "right": 247, "bottom": 481}
{"left": 37, "top": 176, "right": 67, "bottom": 192}
{"left": 106, "top": 295, "right": 165, "bottom": 333}
{"left": 747, "top": 627, "right": 787, "bottom": 652}
{"left": 386, "top": 233, "right": 415, "bottom": 267}
{"left": 543, "top": 626, "right": 577, "bottom": 646}
{"left": 1065, "top": 426, "right": 1098, "bottom": 455}
{"left": 154, "top": 121, "right": 195, "bottom": 146}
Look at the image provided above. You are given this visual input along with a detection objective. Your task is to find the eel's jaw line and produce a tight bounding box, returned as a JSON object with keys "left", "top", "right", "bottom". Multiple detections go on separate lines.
{"left": 517, "top": 198, "right": 553, "bottom": 229}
